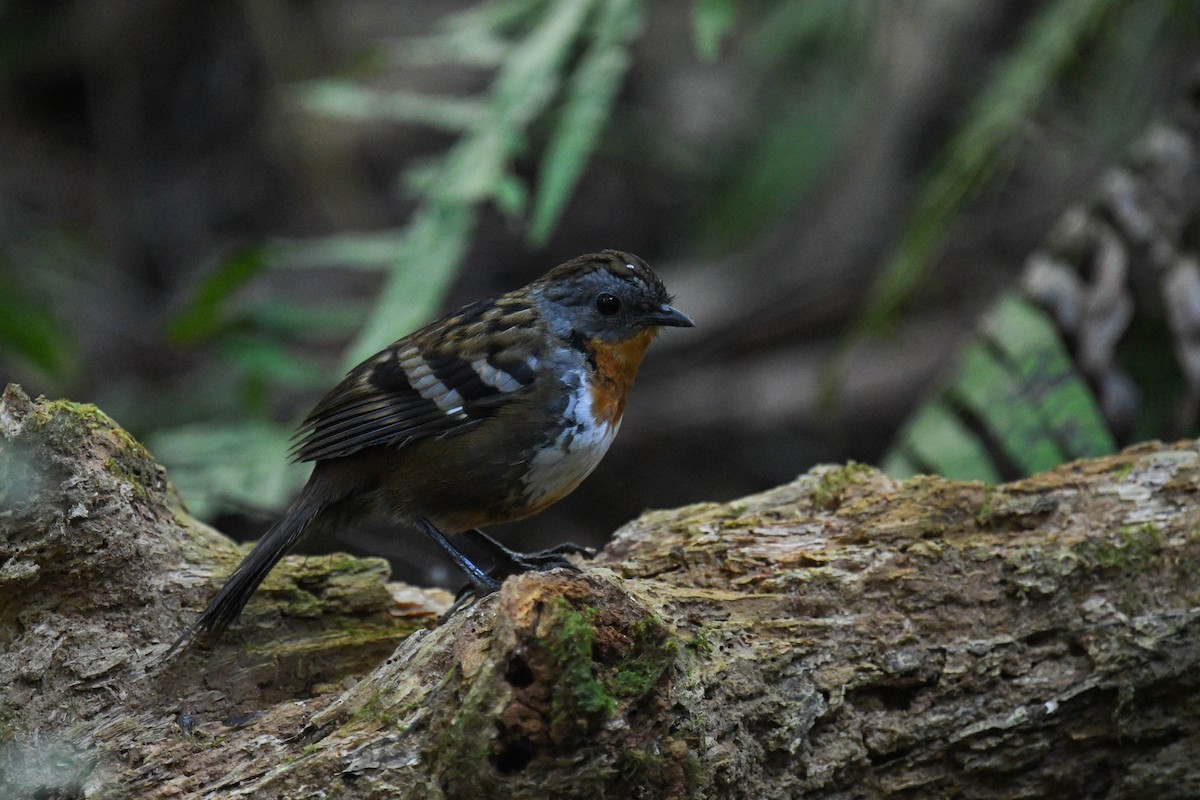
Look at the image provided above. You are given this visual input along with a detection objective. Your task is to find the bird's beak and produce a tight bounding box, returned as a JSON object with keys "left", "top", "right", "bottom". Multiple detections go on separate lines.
{"left": 647, "top": 303, "right": 695, "bottom": 328}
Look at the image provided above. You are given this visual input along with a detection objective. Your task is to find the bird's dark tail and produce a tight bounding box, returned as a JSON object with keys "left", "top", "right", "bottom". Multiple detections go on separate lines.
{"left": 165, "top": 488, "right": 327, "bottom": 657}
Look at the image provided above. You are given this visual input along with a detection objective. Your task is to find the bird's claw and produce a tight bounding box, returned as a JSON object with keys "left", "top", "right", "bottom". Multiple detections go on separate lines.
{"left": 441, "top": 541, "right": 593, "bottom": 621}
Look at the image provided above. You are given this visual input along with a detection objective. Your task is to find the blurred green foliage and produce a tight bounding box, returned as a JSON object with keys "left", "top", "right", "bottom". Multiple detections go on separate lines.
{"left": 692, "top": 0, "right": 735, "bottom": 62}
{"left": 0, "top": 276, "right": 73, "bottom": 379}
{"left": 857, "top": 0, "right": 1130, "bottom": 337}
{"left": 820, "top": 0, "right": 1192, "bottom": 427}
{"left": 0, "top": 229, "right": 89, "bottom": 384}
{"left": 877, "top": 0, "right": 1199, "bottom": 483}
{"left": 150, "top": 421, "right": 312, "bottom": 520}
{"left": 883, "top": 294, "right": 1117, "bottom": 481}
{"left": 168, "top": 247, "right": 273, "bottom": 346}
{"left": 692, "top": 0, "right": 883, "bottom": 247}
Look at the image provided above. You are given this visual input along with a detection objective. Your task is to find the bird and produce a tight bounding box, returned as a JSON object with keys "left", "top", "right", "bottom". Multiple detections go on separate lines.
{"left": 168, "top": 249, "right": 693, "bottom": 653}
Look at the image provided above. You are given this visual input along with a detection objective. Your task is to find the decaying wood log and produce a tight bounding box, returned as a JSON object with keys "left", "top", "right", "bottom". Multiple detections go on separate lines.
{"left": 3, "top": 382, "right": 1200, "bottom": 799}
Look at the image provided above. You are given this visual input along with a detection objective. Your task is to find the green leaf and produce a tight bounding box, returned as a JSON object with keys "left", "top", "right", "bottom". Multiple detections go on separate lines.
{"left": 168, "top": 247, "right": 269, "bottom": 344}
{"left": 982, "top": 294, "right": 1116, "bottom": 460}
{"left": 385, "top": 33, "right": 509, "bottom": 69}
{"left": 884, "top": 400, "right": 1003, "bottom": 483}
{"left": 440, "top": 0, "right": 552, "bottom": 41}
{"left": 693, "top": 0, "right": 735, "bottom": 62}
{"left": 150, "top": 421, "right": 311, "bottom": 520}
{"left": 882, "top": 293, "right": 1116, "bottom": 482}
{"left": 529, "top": 0, "right": 643, "bottom": 244}
{"left": 382, "top": 0, "right": 550, "bottom": 68}
{"left": 693, "top": 65, "right": 867, "bottom": 247}
{"left": 688, "top": 0, "right": 881, "bottom": 249}
{"left": 343, "top": 0, "right": 601, "bottom": 367}
{"left": 267, "top": 230, "right": 409, "bottom": 270}
{"left": 430, "top": 0, "right": 595, "bottom": 207}
{"left": 244, "top": 300, "right": 366, "bottom": 339}
{"left": 343, "top": 205, "right": 474, "bottom": 368}
{"left": 858, "top": 0, "right": 1126, "bottom": 336}
{"left": 0, "top": 278, "right": 73, "bottom": 377}
{"left": 222, "top": 334, "right": 329, "bottom": 390}
{"left": 493, "top": 172, "right": 530, "bottom": 218}
{"left": 294, "top": 80, "right": 487, "bottom": 132}
{"left": 950, "top": 342, "right": 1070, "bottom": 475}
{"left": 744, "top": 0, "right": 883, "bottom": 73}
{"left": 1076, "top": 2, "right": 1172, "bottom": 151}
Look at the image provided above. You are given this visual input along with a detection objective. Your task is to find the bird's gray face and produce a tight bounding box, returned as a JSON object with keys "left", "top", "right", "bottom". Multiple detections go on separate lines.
{"left": 535, "top": 260, "right": 693, "bottom": 345}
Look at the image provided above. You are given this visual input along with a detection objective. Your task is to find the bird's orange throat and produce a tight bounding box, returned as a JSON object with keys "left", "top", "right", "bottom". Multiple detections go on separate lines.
{"left": 587, "top": 328, "right": 657, "bottom": 425}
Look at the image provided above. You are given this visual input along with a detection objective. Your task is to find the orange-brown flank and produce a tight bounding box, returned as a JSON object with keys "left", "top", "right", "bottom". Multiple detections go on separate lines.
{"left": 586, "top": 328, "right": 657, "bottom": 425}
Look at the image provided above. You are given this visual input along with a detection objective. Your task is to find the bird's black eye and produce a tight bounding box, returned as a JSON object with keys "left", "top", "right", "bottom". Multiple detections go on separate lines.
{"left": 595, "top": 292, "right": 621, "bottom": 316}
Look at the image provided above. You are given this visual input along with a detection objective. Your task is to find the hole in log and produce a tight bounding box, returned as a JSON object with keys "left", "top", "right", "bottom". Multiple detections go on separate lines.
{"left": 848, "top": 684, "right": 922, "bottom": 712}
{"left": 1023, "top": 628, "right": 1060, "bottom": 649}
{"left": 492, "top": 741, "right": 534, "bottom": 774}
{"left": 504, "top": 655, "right": 534, "bottom": 689}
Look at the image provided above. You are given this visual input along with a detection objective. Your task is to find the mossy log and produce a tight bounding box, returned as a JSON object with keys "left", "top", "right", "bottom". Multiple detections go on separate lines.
{"left": 3, "top": 382, "right": 1200, "bottom": 799}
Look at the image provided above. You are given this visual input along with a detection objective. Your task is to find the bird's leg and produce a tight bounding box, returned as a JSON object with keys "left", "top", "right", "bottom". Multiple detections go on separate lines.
{"left": 463, "top": 529, "right": 595, "bottom": 576}
{"left": 436, "top": 529, "right": 594, "bottom": 622}
{"left": 439, "top": 531, "right": 595, "bottom": 622}
{"left": 415, "top": 517, "right": 501, "bottom": 596}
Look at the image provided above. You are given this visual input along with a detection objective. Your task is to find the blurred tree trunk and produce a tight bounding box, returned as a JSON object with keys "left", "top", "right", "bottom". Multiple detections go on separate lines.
{"left": 3, "top": 384, "right": 1200, "bottom": 799}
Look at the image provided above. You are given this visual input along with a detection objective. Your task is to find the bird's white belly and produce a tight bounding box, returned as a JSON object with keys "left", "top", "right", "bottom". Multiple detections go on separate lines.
{"left": 521, "top": 371, "right": 620, "bottom": 507}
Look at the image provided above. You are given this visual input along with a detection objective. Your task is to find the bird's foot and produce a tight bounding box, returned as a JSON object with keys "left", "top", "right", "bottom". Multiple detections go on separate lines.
{"left": 464, "top": 529, "right": 594, "bottom": 576}
{"left": 439, "top": 537, "right": 595, "bottom": 622}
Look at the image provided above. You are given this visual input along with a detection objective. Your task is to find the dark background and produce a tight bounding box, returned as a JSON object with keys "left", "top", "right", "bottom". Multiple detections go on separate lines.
{"left": 2, "top": 0, "right": 1197, "bottom": 587}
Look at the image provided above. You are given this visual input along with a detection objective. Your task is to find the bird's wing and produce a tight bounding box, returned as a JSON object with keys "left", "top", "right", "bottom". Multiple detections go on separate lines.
{"left": 290, "top": 334, "right": 540, "bottom": 463}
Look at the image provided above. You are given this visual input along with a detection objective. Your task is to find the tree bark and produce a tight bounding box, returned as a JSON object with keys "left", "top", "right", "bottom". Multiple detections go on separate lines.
{"left": 3, "top": 383, "right": 1200, "bottom": 799}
